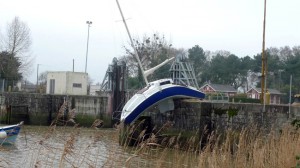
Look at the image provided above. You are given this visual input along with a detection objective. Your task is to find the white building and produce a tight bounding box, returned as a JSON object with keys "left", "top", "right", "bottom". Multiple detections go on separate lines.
{"left": 46, "top": 71, "right": 88, "bottom": 95}
{"left": 90, "top": 85, "right": 101, "bottom": 96}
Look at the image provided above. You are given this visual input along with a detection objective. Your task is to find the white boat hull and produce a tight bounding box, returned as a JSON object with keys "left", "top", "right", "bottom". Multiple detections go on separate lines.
{"left": 121, "top": 79, "right": 205, "bottom": 124}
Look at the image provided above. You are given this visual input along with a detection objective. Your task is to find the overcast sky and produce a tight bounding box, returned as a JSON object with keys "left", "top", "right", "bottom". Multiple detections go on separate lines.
{"left": 1, "top": 0, "right": 300, "bottom": 84}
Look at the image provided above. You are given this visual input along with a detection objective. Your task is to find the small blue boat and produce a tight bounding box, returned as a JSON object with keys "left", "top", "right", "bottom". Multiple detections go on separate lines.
{"left": 0, "top": 121, "right": 23, "bottom": 145}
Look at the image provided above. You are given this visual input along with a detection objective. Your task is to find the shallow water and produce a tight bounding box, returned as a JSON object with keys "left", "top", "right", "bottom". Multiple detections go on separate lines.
{"left": 0, "top": 125, "right": 125, "bottom": 168}
{"left": 0, "top": 125, "right": 199, "bottom": 168}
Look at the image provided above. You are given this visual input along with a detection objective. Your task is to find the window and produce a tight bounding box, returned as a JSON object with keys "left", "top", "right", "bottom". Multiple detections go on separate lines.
{"left": 73, "top": 83, "right": 82, "bottom": 88}
{"left": 160, "top": 80, "right": 171, "bottom": 86}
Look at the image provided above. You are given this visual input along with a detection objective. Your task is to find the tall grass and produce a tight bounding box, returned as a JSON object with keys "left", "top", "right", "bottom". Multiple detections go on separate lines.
{"left": 196, "top": 125, "right": 300, "bottom": 168}
{"left": 118, "top": 121, "right": 300, "bottom": 168}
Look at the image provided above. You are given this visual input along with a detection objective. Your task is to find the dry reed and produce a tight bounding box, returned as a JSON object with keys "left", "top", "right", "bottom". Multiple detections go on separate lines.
{"left": 120, "top": 122, "right": 300, "bottom": 168}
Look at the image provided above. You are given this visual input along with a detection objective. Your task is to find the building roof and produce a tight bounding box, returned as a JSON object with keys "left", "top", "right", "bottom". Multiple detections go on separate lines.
{"left": 247, "top": 87, "right": 283, "bottom": 95}
{"left": 200, "top": 83, "right": 237, "bottom": 93}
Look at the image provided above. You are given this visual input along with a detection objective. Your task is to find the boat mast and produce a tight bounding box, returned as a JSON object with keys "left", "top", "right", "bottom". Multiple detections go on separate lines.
{"left": 116, "top": 0, "right": 149, "bottom": 85}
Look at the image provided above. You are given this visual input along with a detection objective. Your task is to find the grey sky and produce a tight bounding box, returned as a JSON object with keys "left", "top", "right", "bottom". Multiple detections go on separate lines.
{"left": 1, "top": 0, "right": 300, "bottom": 84}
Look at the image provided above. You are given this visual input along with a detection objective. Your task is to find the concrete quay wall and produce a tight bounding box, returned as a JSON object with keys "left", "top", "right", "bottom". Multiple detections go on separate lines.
{"left": 149, "top": 101, "right": 300, "bottom": 132}
{"left": 1, "top": 92, "right": 300, "bottom": 131}
{"left": 0, "top": 92, "right": 109, "bottom": 127}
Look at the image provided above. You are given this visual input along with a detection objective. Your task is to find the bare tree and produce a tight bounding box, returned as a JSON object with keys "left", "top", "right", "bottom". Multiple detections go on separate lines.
{"left": 3, "top": 17, "right": 34, "bottom": 78}
{"left": 212, "top": 50, "right": 231, "bottom": 58}
{"left": 0, "top": 28, "right": 4, "bottom": 51}
{"left": 292, "top": 46, "right": 300, "bottom": 57}
{"left": 38, "top": 71, "right": 48, "bottom": 84}
{"left": 123, "top": 33, "right": 173, "bottom": 78}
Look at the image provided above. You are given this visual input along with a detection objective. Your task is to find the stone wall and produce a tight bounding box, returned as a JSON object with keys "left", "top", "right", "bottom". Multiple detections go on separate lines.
{"left": 149, "top": 100, "right": 300, "bottom": 132}
{"left": 0, "top": 92, "right": 109, "bottom": 127}
{"left": 1, "top": 92, "right": 300, "bottom": 131}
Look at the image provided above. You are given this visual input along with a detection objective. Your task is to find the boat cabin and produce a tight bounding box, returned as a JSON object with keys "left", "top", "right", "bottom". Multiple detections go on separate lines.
{"left": 149, "top": 79, "right": 173, "bottom": 87}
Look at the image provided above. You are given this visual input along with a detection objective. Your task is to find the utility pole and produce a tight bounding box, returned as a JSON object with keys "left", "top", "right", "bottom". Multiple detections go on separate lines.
{"left": 261, "top": 0, "right": 267, "bottom": 105}
{"left": 36, "top": 64, "right": 40, "bottom": 93}
{"left": 73, "top": 59, "right": 74, "bottom": 72}
{"left": 289, "top": 75, "right": 292, "bottom": 115}
{"left": 85, "top": 21, "right": 92, "bottom": 73}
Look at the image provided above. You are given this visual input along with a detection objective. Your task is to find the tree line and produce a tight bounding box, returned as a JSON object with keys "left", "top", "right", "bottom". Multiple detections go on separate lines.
{"left": 122, "top": 34, "right": 300, "bottom": 103}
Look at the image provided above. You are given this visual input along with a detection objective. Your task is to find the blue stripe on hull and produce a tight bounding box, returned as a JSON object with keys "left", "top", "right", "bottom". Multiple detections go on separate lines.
{"left": 124, "top": 86, "right": 205, "bottom": 124}
{"left": 0, "top": 126, "right": 21, "bottom": 144}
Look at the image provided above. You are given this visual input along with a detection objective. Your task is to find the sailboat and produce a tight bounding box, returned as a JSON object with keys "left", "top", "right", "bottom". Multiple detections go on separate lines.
{"left": 116, "top": 0, "right": 205, "bottom": 124}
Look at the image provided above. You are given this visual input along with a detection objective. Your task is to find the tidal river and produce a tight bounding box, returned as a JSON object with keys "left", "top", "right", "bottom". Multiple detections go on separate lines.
{"left": 0, "top": 125, "right": 199, "bottom": 168}
{"left": 0, "top": 125, "right": 137, "bottom": 168}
